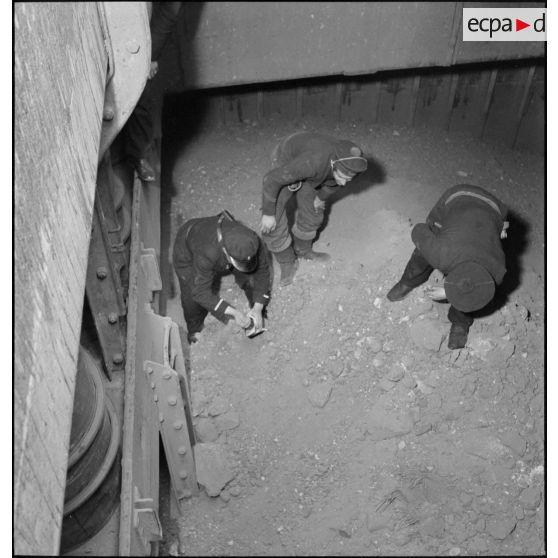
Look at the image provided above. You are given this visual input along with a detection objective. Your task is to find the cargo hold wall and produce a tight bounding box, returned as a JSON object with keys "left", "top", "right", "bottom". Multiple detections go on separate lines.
{"left": 166, "top": 60, "right": 545, "bottom": 156}
{"left": 175, "top": 2, "right": 545, "bottom": 90}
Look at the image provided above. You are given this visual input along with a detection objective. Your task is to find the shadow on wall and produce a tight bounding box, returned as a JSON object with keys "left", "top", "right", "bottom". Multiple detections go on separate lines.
{"left": 161, "top": 1, "right": 206, "bottom": 195}
{"left": 474, "top": 208, "right": 530, "bottom": 318}
{"left": 160, "top": 92, "right": 203, "bottom": 308}
{"left": 161, "top": 92, "right": 210, "bottom": 195}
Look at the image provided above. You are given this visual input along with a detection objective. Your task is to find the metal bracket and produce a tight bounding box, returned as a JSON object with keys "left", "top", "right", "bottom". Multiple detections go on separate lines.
{"left": 133, "top": 486, "right": 162, "bottom": 550}
{"left": 85, "top": 155, "right": 129, "bottom": 378}
{"left": 144, "top": 361, "right": 198, "bottom": 500}
{"left": 97, "top": 154, "right": 130, "bottom": 295}
{"left": 141, "top": 245, "right": 162, "bottom": 302}
{"left": 85, "top": 212, "right": 127, "bottom": 378}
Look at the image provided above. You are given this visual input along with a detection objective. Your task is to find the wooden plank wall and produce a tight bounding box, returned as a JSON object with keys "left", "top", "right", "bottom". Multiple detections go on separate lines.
{"left": 14, "top": 4, "right": 107, "bottom": 554}
{"left": 181, "top": 61, "right": 544, "bottom": 156}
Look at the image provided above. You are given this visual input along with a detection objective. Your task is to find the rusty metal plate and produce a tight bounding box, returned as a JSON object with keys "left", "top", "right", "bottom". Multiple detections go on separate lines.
{"left": 144, "top": 360, "right": 197, "bottom": 500}
{"left": 119, "top": 176, "right": 196, "bottom": 556}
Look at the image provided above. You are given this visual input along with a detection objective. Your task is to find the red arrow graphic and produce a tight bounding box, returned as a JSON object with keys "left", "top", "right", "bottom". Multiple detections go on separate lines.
{"left": 516, "top": 18, "right": 530, "bottom": 31}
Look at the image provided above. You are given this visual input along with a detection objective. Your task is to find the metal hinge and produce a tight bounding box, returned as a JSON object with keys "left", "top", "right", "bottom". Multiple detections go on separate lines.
{"left": 141, "top": 246, "right": 162, "bottom": 302}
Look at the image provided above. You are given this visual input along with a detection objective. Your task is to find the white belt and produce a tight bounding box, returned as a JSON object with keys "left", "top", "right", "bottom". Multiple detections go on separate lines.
{"left": 445, "top": 190, "right": 502, "bottom": 216}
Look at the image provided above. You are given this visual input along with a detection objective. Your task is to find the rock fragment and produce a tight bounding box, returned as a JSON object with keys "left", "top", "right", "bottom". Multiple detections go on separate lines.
{"left": 307, "top": 381, "right": 333, "bottom": 408}
{"left": 208, "top": 396, "right": 229, "bottom": 417}
{"left": 459, "top": 493, "right": 473, "bottom": 506}
{"left": 485, "top": 517, "right": 517, "bottom": 540}
{"left": 393, "top": 531, "right": 412, "bottom": 546}
{"left": 368, "top": 337, "right": 383, "bottom": 353}
{"left": 329, "top": 360, "right": 345, "bottom": 378}
{"left": 468, "top": 335, "right": 493, "bottom": 360}
{"left": 383, "top": 339, "right": 396, "bottom": 352}
{"left": 377, "top": 377, "right": 396, "bottom": 391}
{"left": 401, "top": 373, "right": 417, "bottom": 389}
{"left": 409, "top": 300, "right": 433, "bottom": 319}
{"left": 518, "top": 486, "right": 542, "bottom": 510}
{"left": 194, "top": 442, "right": 234, "bottom": 497}
{"left": 230, "top": 485, "right": 242, "bottom": 497}
{"left": 387, "top": 364, "right": 405, "bottom": 382}
{"left": 414, "top": 421, "right": 432, "bottom": 436}
{"left": 499, "top": 430, "right": 526, "bottom": 456}
{"left": 192, "top": 391, "right": 208, "bottom": 417}
{"left": 366, "top": 408, "right": 412, "bottom": 440}
{"left": 195, "top": 418, "right": 219, "bottom": 442}
{"left": 421, "top": 516, "right": 445, "bottom": 538}
{"left": 366, "top": 512, "right": 389, "bottom": 533}
{"left": 214, "top": 411, "right": 240, "bottom": 432}
{"left": 409, "top": 319, "right": 446, "bottom": 351}
{"left": 485, "top": 340, "right": 515, "bottom": 366}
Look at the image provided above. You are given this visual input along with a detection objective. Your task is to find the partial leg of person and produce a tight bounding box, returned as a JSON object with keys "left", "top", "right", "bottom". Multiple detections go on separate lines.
{"left": 387, "top": 248, "right": 433, "bottom": 301}
{"left": 291, "top": 183, "right": 329, "bottom": 261}
{"left": 262, "top": 187, "right": 299, "bottom": 287}
{"left": 176, "top": 271, "right": 208, "bottom": 343}
{"left": 122, "top": 80, "right": 156, "bottom": 181}
{"left": 447, "top": 305, "right": 474, "bottom": 350}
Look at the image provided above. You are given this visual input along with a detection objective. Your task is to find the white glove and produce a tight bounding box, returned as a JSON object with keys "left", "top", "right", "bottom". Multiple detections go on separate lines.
{"left": 313, "top": 196, "right": 326, "bottom": 213}
{"left": 148, "top": 61, "right": 159, "bottom": 79}
{"left": 247, "top": 303, "right": 264, "bottom": 330}
{"left": 225, "top": 307, "right": 251, "bottom": 329}
{"left": 260, "top": 215, "right": 276, "bottom": 234}
{"left": 424, "top": 286, "right": 447, "bottom": 302}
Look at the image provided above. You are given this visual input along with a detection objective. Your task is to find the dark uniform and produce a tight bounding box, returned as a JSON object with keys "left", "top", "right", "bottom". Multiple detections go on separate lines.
{"left": 123, "top": 2, "right": 182, "bottom": 179}
{"left": 173, "top": 213, "right": 271, "bottom": 338}
{"left": 388, "top": 184, "right": 508, "bottom": 349}
{"left": 262, "top": 131, "right": 365, "bottom": 253}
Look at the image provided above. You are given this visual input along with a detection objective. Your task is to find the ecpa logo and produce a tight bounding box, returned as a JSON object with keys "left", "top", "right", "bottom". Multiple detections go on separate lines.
{"left": 463, "top": 8, "right": 546, "bottom": 41}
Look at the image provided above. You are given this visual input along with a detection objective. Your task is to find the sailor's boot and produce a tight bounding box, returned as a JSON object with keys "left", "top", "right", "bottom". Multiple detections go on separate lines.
{"left": 134, "top": 158, "right": 156, "bottom": 182}
{"left": 447, "top": 323, "right": 470, "bottom": 350}
{"left": 386, "top": 249, "right": 432, "bottom": 302}
{"left": 386, "top": 281, "right": 415, "bottom": 302}
{"left": 274, "top": 246, "right": 299, "bottom": 287}
{"left": 293, "top": 236, "right": 330, "bottom": 262}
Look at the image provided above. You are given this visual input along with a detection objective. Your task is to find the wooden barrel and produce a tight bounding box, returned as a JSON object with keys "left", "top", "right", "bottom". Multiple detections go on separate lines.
{"left": 60, "top": 347, "right": 121, "bottom": 554}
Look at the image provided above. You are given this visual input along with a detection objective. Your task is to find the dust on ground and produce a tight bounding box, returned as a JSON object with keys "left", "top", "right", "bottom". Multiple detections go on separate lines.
{"left": 160, "top": 116, "right": 545, "bottom": 556}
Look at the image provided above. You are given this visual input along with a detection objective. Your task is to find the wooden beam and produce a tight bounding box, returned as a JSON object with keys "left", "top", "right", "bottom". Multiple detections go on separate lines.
{"left": 512, "top": 66, "right": 536, "bottom": 149}
{"left": 373, "top": 80, "right": 382, "bottom": 123}
{"left": 296, "top": 86, "right": 304, "bottom": 120}
{"left": 480, "top": 68, "right": 498, "bottom": 139}
{"left": 445, "top": 73, "right": 460, "bottom": 131}
{"left": 409, "top": 75, "right": 421, "bottom": 127}
{"left": 219, "top": 96, "right": 225, "bottom": 127}
{"left": 335, "top": 82, "right": 344, "bottom": 123}
{"left": 257, "top": 91, "right": 264, "bottom": 122}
